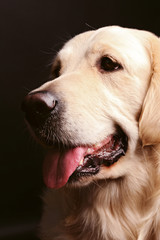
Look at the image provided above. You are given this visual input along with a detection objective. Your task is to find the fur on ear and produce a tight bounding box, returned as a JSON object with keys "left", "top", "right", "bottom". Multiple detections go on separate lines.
{"left": 139, "top": 35, "right": 160, "bottom": 146}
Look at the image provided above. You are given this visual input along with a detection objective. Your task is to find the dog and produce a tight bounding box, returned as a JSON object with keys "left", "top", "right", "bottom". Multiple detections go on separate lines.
{"left": 22, "top": 26, "right": 160, "bottom": 240}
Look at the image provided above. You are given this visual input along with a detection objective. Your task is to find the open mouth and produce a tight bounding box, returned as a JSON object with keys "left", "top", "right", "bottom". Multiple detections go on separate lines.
{"left": 69, "top": 131, "right": 128, "bottom": 182}
{"left": 43, "top": 128, "right": 128, "bottom": 189}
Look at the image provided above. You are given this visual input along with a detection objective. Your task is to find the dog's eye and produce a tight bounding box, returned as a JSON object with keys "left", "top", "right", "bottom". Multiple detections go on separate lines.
{"left": 100, "top": 56, "right": 122, "bottom": 72}
{"left": 52, "top": 61, "right": 61, "bottom": 79}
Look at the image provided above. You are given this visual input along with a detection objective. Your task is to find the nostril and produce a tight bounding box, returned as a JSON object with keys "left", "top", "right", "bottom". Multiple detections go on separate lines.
{"left": 21, "top": 91, "right": 57, "bottom": 126}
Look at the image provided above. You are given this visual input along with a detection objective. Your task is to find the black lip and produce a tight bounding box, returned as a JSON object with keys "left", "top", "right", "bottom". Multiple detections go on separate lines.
{"left": 69, "top": 128, "right": 128, "bottom": 182}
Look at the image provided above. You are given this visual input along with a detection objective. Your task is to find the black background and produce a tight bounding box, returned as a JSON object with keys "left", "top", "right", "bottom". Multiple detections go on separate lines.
{"left": 0, "top": 1, "right": 160, "bottom": 239}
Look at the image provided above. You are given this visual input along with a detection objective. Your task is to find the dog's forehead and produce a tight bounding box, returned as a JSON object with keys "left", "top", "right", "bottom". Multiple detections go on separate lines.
{"left": 59, "top": 26, "right": 148, "bottom": 59}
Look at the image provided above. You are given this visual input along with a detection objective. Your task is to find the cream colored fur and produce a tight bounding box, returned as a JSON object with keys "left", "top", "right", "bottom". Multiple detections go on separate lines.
{"left": 33, "top": 26, "right": 160, "bottom": 240}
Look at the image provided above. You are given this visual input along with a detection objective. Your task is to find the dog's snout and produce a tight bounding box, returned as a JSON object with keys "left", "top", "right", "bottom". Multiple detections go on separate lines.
{"left": 22, "top": 91, "right": 57, "bottom": 126}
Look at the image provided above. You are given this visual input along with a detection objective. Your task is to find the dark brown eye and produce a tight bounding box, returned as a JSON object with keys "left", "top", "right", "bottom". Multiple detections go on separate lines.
{"left": 54, "top": 62, "right": 61, "bottom": 78}
{"left": 51, "top": 60, "right": 61, "bottom": 79}
{"left": 100, "top": 56, "right": 122, "bottom": 72}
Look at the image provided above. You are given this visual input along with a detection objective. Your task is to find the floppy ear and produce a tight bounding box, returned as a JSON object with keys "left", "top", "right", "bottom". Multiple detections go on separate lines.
{"left": 139, "top": 35, "right": 160, "bottom": 146}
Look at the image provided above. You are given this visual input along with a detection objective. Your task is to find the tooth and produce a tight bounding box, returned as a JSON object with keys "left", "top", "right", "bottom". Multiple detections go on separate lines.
{"left": 79, "top": 158, "right": 83, "bottom": 165}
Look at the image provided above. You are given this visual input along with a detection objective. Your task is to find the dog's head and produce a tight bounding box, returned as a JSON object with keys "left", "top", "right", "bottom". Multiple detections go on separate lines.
{"left": 22, "top": 26, "right": 160, "bottom": 189}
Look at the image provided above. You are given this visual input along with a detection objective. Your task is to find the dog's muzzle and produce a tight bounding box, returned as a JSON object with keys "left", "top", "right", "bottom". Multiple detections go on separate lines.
{"left": 22, "top": 90, "right": 128, "bottom": 189}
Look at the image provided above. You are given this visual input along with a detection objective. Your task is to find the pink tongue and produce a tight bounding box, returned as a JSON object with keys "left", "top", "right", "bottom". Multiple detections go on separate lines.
{"left": 43, "top": 147, "right": 87, "bottom": 189}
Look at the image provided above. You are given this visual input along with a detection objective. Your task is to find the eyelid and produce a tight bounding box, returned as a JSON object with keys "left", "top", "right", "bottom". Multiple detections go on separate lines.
{"left": 102, "top": 54, "right": 121, "bottom": 65}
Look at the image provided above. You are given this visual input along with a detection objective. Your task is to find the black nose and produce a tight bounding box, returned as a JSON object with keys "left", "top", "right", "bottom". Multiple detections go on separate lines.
{"left": 21, "top": 91, "right": 57, "bottom": 127}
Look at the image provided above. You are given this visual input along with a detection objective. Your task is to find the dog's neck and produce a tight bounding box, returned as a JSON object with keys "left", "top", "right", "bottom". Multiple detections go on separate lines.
{"left": 63, "top": 146, "right": 158, "bottom": 240}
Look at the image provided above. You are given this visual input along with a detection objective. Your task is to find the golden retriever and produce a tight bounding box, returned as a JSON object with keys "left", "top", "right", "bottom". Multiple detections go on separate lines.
{"left": 22, "top": 26, "right": 160, "bottom": 240}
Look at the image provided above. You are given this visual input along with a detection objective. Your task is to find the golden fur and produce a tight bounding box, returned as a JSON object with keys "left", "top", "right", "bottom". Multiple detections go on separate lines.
{"left": 32, "top": 26, "right": 160, "bottom": 239}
